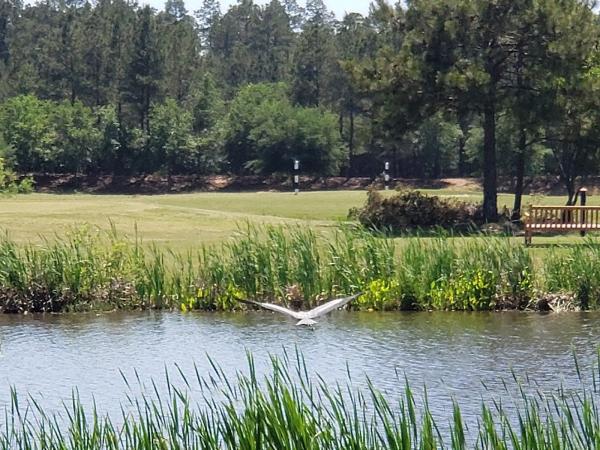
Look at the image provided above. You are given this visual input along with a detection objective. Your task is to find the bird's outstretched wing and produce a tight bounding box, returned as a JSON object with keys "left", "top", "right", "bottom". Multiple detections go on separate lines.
{"left": 306, "top": 293, "right": 361, "bottom": 319}
{"left": 239, "top": 298, "right": 304, "bottom": 320}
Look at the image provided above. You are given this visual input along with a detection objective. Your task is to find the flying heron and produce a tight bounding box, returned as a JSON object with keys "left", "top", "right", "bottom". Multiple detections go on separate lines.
{"left": 239, "top": 293, "right": 361, "bottom": 326}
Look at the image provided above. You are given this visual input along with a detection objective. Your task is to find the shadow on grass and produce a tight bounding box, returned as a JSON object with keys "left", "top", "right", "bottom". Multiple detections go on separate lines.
{"left": 358, "top": 224, "right": 517, "bottom": 239}
{"left": 527, "top": 239, "right": 600, "bottom": 248}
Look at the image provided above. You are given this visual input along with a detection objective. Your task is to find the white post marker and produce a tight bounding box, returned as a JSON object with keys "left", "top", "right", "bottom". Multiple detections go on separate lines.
{"left": 384, "top": 161, "right": 390, "bottom": 190}
{"left": 293, "top": 160, "right": 300, "bottom": 195}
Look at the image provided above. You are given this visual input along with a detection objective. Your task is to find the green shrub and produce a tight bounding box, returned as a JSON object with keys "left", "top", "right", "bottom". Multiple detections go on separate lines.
{"left": 356, "top": 279, "right": 401, "bottom": 310}
{"left": 0, "top": 158, "right": 34, "bottom": 194}
{"left": 350, "top": 189, "right": 484, "bottom": 232}
{"left": 429, "top": 268, "right": 497, "bottom": 310}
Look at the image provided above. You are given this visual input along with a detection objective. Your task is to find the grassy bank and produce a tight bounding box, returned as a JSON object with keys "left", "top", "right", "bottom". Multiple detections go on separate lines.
{"left": 0, "top": 190, "right": 598, "bottom": 249}
{"left": 2, "top": 352, "right": 600, "bottom": 449}
{"left": 0, "top": 223, "right": 598, "bottom": 313}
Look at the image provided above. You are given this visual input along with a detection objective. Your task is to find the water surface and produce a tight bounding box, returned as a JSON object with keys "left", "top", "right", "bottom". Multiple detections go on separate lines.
{"left": 0, "top": 311, "right": 598, "bottom": 424}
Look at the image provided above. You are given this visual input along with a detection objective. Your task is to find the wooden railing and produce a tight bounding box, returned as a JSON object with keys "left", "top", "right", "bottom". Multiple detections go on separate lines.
{"left": 524, "top": 205, "right": 600, "bottom": 244}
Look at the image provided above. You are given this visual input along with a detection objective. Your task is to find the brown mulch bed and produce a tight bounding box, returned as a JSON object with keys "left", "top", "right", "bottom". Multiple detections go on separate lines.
{"left": 19, "top": 173, "right": 600, "bottom": 196}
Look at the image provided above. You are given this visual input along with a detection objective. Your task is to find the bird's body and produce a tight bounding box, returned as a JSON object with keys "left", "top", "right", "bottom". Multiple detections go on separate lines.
{"left": 240, "top": 293, "right": 361, "bottom": 326}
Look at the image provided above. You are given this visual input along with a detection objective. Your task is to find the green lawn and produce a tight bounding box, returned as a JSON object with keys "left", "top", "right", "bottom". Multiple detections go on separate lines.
{"left": 0, "top": 189, "right": 594, "bottom": 250}
{"left": 0, "top": 191, "right": 363, "bottom": 249}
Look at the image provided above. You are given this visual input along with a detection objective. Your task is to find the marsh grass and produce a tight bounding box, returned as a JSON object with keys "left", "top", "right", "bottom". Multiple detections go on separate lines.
{"left": 0, "top": 223, "right": 396, "bottom": 312}
{"left": 543, "top": 239, "right": 600, "bottom": 309}
{"left": 0, "top": 223, "right": 600, "bottom": 312}
{"left": 2, "top": 351, "right": 600, "bottom": 449}
{"left": 393, "top": 236, "right": 534, "bottom": 310}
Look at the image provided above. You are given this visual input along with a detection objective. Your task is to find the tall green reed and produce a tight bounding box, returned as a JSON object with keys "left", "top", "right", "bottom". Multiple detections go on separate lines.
{"left": 544, "top": 239, "right": 600, "bottom": 309}
{"left": 2, "top": 350, "right": 600, "bottom": 449}
{"left": 3, "top": 223, "right": 598, "bottom": 313}
{"left": 394, "top": 236, "right": 533, "bottom": 311}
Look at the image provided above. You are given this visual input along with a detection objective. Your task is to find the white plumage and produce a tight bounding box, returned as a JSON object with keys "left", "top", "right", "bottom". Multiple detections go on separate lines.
{"left": 240, "top": 293, "right": 361, "bottom": 326}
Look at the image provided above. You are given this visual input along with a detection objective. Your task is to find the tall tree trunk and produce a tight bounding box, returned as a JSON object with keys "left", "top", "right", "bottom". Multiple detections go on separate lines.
{"left": 555, "top": 142, "right": 578, "bottom": 206}
{"left": 433, "top": 145, "right": 441, "bottom": 179}
{"left": 348, "top": 108, "right": 355, "bottom": 177}
{"left": 457, "top": 134, "right": 466, "bottom": 177}
{"left": 143, "top": 87, "right": 150, "bottom": 132}
{"left": 512, "top": 128, "right": 526, "bottom": 221}
{"left": 565, "top": 176, "right": 576, "bottom": 205}
{"left": 140, "top": 88, "right": 146, "bottom": 130}
{"left": 482, "top": 99, "right": 498, "bottom": 222}
{"left": 457, "top": 110, "right": 469, "bottom": 177}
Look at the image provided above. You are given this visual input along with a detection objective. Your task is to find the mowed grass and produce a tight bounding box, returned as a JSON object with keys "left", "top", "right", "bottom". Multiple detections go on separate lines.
{"left": 0, "top": 188, "right": 595, "bottom": 249}
{"left": 0, "top": 191, "right": 362, "bottom": 249}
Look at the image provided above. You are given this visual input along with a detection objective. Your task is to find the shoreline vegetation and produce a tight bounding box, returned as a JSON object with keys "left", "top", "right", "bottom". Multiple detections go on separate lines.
{"left": 2, "top": 351, "right": 600, "bottom": 449}
{"left": 0, "top": 223, "right": 596, "bottom": 314}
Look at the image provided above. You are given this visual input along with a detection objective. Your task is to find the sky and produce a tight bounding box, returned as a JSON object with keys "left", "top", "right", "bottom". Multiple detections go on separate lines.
{"left": 143, "top": 0, "right": 373, "bottom": 18}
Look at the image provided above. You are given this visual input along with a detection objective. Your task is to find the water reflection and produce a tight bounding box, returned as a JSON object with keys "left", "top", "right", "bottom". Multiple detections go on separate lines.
{"left": 0, "top": 311, "right": 598, "bottom": 424}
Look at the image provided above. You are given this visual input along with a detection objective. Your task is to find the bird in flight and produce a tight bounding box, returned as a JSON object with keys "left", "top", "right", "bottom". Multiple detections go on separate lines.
{"left": 239, "top": 293, "right": 361, "bottom": 326}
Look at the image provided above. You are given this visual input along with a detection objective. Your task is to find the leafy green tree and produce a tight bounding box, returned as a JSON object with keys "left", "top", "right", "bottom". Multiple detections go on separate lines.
{"left": 0, "top": 4, "right": 10, "bottom": 66}
{"left": 148, "top": 99, "right": 195, "bottom": 174}
{"left": 224, "top": 82, "right": 288, "bottom": 172}
{"left": 71, "top": 0, "right": 135, "bottom": 108}
{"left": 401, "top": 0, "right": 529, "bottom": 220}
{"left": 360, "top": 0, "right": 600, "bottom": 221}
{"left": 2, "top": 0, "right": 600, "bottom": 189}
{"left": 545, "top": 72, "right": 600, "bottom": 204}
{"left": 208, "top": 0, "right": 295, "bottom": 91}
{"left": 93, "top": 105, "right": 123, "bottom": 173}
{"left": 414, "top": 114, "right": 462, "bottom": 178}
{"left": 224, "top": 83, "right": 345, "bottom": 174}
{"left": 539, "top": 0, "right": 600, "bottom": 205}
{"left": 191, "top": 74, "right": 225, "bottom": 133}
{"left": 49, "top": 100, "right": 101, "bottom": 173}
{"left": 0, "top": 95, "right": 54, "bottom": 172}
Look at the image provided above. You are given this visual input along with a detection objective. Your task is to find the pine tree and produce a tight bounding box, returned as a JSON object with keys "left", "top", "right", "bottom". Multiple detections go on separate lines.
{"left": 160, "top": 0, "right": 200, "bottom": 102}
{"left": 292, "top": 0, "right": 336, "bottom": 107}
{"left": 253, "top": 0, "right": 294, "bottom": 83}
{"left": 195, "top": 0, "right": 220, "bottom": 50}
{"left": 125, "top": 5, "right": 163, "bottom": 132}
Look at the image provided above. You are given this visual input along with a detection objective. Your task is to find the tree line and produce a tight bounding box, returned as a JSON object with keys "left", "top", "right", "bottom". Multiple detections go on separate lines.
{"left": 1, "top": 0, "right": 599, "bottom": 220}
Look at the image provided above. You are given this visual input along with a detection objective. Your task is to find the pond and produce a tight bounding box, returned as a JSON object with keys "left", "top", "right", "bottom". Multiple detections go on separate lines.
{"left": 0, "top": 311, "right": 598, "bottom": 427}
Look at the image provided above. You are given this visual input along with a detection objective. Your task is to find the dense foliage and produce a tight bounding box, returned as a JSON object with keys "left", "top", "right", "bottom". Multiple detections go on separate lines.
{"left": 1, "top": 0, "right": 600, "bottom": 218}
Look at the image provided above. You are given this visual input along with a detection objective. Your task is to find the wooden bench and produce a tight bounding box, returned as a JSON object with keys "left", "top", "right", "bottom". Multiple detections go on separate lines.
{"left": 524, "top": 205, "right": 600, "bottom": 245}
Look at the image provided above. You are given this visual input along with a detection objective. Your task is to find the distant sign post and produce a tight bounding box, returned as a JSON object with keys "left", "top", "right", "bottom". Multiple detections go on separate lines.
{"left": 580, "top": 187, "right": 588, "bottom": 236}
{"left": 294, "top": 160, "right": 300, "bottom": 195}
{"left": 384, "top": 161, "right": 390, "bottom": 190}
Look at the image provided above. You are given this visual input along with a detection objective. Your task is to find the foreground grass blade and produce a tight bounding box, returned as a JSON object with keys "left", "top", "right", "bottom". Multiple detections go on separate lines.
{"left": 2, "top": 351, "right": 600, "bottom": 449}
